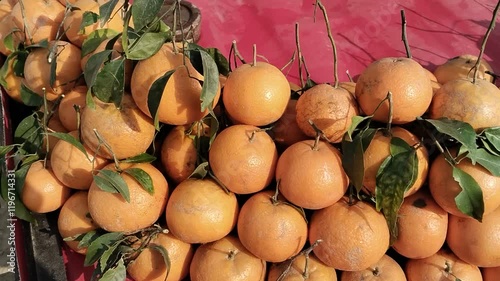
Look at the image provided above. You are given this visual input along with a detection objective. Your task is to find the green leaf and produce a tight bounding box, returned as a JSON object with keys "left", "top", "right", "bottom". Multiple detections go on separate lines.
{"left": 467, "top": 148, "right": 500, "bottom": 176}
{"left": 3, "top": 32, "right": 15, "bottom": 53}
{"left": 375, "top": 137, "right": 418, "bottom": 244}
{"left": 198, "top": 49, "right": 220, "bottom": 112}
{"left": 99, "top": 241, "right": 121, "bottom": 272}
{"left": 84, "top": 49, "right": 113, "bottom": 88}
{"left": 84, "top": 232, "right": 123, "bottom": 266}
{"left": 99, "top": 0, "right": 120, "bottom": 28}
{"left": 20, "top": 84, "right": 44, "bottom": 107}
{"left": 96, "top": 170, "right": 130, "bottom": 202}
{"left": 453, "top": 166, "right": 484, "bottom": 221}
{"left": 93, "top": 58, "right": 125, "bottom": 108}
{"left": 484, "top": 127, "right": 500, "bottom": 152}
{"left": 93, "top": 174, "right": 119, "bottom": 194}
{"left": 189, "top": 162, "right": 209, "bottom": 179}
{"left": 14, "top": 114, "right": 43, "bottom": 155}
{"left": 123, "top": 168, "right": 154, "bottom": 195}
{"left": 99, "top": 258, "right": 126, "bottom": 281}
{"left": 205, "top": 47, "right": 230, "bottom": 77}
{"left": 126, "top": 31, "right": 170, "bottom": 60}
{"left": 47, "top": 132, "right": 89, "bottom": 160}
{"left": 345, "top": 115, "right": 371, "bottom": 142}
{"left": 425, "top": 118, "right": 477, "bottom": 154}
{"left": 62, "top": 232, "right": 87, "bottom": 242}
{"left": 78, "top": 230, "right": 101, "bottom": 249}
{"left": 86, "top": 88, "right": 96, "bottom": 109}
{"left": 479, "top": 138, "right": 500, "bottom": 156}
{"left": 80, "top": 11, "right": 99, "bottom": 32}
{"left": 121, "top": 153, "right": 156, "bottom": 163}
{"left": 131, "top": 0, "right": 164, "bottom": 31}
{"left": 81, "top": 29, "right": 120, "bottom": 57}
{"left": 12, "top": 164, "right": 35, "bottom": 222}
{"left": 148, "top": 69, "right": 175, "bottom": 130}
{"left": 149, "top": 244, "right": 171, "bottom": 279}
{"left": 49, "top": 46, "right": 57, "bottom": 88}
{"left": 0, "top": 145, "right": 14, "bottom": 159}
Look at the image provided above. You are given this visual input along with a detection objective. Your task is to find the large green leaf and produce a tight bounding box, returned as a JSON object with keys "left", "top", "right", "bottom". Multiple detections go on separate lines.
{"left": 93, "top": 58, "right": 125, "bottom": 107}
{"left": 131, "top": 0, "right": 164, "bottom": 31}
{"left": 453, "top": 166, "right": 484, "bottom": 221}
{"left": 96, "top": 170, "right": 130, "bottom": 202}
{"left": 126, "top": 31, "right": 170, "bottom": 60}
{"left": 84, "top": 50, "right": 113, "bottom": 88}
{"left": 99, "top": 240, "right": 121, "bottom": 272}
{"left": 345, "top": 115, "right": 371, "bottom": 142}
{"left": 467, "top": 148, "right": 500, "bottom": 176}
{"left": 205, "top": 47, "right": 230, "bottom": 77}
{"left": 99, "top": 0, "right": 120, "bottom": 28}
{"left": 425, "top": 118, "right": 477, "bottom": 154}
{"left": 14, "top": 114, "right": 43, "bottom": 155}
{"left": 84, "top": 232, "right": 123, "bottom": 266}
{"left": 123, "top": 167, "right": 154, "bottom": 195}
{"left": 198, "top": 49, "right": 220, "bottom": 112}
{"left": 0, "top": 145, "right": 15, "bottom": 159}
{"left": 20, "top": 84, "right": 43, "bottom": 107}
{"left": 148, "top": 69, "right": 176, "bottom": 130}
{"left": 80, "top": 11, "right": 99, "bottom": 31}
{"left": 149, "top": 244, "right": 171, "bottom": 279}
{"left": 484, "top": 127, "right": 500, "bottom": 152}
{"left": 81, "top": 29, "right": 120, "bottom": 57}
{"left": 78, "top": 230, "right": 101, "bottom": 249}
{"left": 47, "top": 132, "right": 89, "bottom": 160}
{"left": 99, "top": 258, "right": 126, "bottom": 281}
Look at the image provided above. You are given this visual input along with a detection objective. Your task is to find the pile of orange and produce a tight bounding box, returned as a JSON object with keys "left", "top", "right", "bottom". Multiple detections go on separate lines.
{"left": 1, "top": 0, "right": 500, "bottom": 280}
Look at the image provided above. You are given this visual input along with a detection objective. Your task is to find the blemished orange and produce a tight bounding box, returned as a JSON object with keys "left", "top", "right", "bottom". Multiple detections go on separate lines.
{"left": 340, "top": 254, "right": 406, "bottom": 281}
{"left": 447, "top": 205, "right": 500, "bottom": 267}
{"left": 433, "top": 54, "right": 494, "bottom": 84}
{"left": 295, "top": 83, "right": 359, "bottom": 143}
{"left": 131, "top": 43, "right": 221, "bottom": 125}
{"left": 237, "top": 190, "right": 308, "bottom": 263}
{"left": 165, "top": 178, "right": 239, "bottom": 244}
{"left": 23, "top": 40, "right": 82, "bottom": 101}
{"left": 57, "top": 191, "right": 98, "bottom": 254}
{"left": 355, "top": 57, "right": 433, "bottom": 124}
{"left": 127, "top": 232, "right": 194, "bottom": 281}
{"left": 21, "top": 160, "right": 71, "bottom": 213}
{"left": 223, "top": 61, "right": 290, "bottom": 126}
{"left": 363, "top": 127, "right": 429, "bottom": 197}
{"left": 429, "top": 151, "right": 500, "bottom": 218}
{"left": 50, "top": 131, "right": 109, "bottom": 190}
{"left": 209, "top": 124, "right": 278, "bottom": 194}
{"left": 87, "top": 162, "right": 169, "bottom": 233}
{"left": 275, "top": 139, "right": 348, "bottom": 210}
{"left": 267, "top": 253, "right": 338, "bottom": 281}
{"left": 80, "top": 94, "right": 156, "bottom": 160}
{"left": 429, "top": 78, "right": 500, "bottom": 131}
{"left": 482, "top": 266, "right": 500, "bottom": 281}
{"left": 271, "top": 99, "right": 309, "bottom": 148}
{"left": 58, "top": 86, "right": 87, "bottom": 132}
{"left": 392, "top": 188, "right": 448, "bottom": 259}
{"left": 308, "top": 197, "right": 390, "bottom": 271}
{"left": 405, "top": 248, "right": 483, "bottom": 281}
{"left": 189, "top": 235, "right": 267, "bottom": 281}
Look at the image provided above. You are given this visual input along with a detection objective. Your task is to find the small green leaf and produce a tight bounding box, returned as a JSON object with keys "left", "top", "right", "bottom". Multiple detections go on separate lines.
{"left": 14, "top": 113, "right": 43, "bottom": 155}
{"left": 126, "top": 31, "right": 170, "bottom": 60}
{"left": 149, "top": 244, "right": 171, "bottom": 279}
{"left": 484, "top": 127, "right": 500, "bottom": 152}
{"left": 99, "top": 241, "right": 121, "bottom": 272}
{"left": 131, "top": 0, "right": 164, "bottom": 31}
{"left": 81, "top": 29, "right": 120, "bottom": 57}
{"left": 148, "top": 69, "right": 176, "bottom": 130}
{"left": 207, "top": 110, "right": 219, "bottom": 146}
{"left": 345, "top": 115, "right": 372, "bottom": 142}
{"left": 189, "top": 162, "right": 209, "bottom": 179}
{"left": 93, "top": 58, "right": 125, "bottom": 107}
{"left": 99, "top": 258, "right": 126, "bottom": 281}
{"left": 86, "top": 88, "right": 96, "bottom": 109}
{"left": 47, "top": 132, "right": 89, "bottom": 160}
{"left": 80, "top": 11, "right": 99, "bottom": 32}
{"left": 93, "top": 174, "right": 119, "bottom": 194}
{"left": 123, "top": 168, "right": 154, "bottom": 194}
{"left": 63, "top": 232, "right": 87, "bottom": 242}
{"left": 425, "top": 118, "right": 477, "bottom": 154}
{"left": 99, "top": 0, "right": 120, "bottom": 28}
{"left": 453, "top": 166, "right": 484, "bottom": 221}
{"left": 20, "top": 84, "right": 43, "bottom": 107}
{"left": 198, "top": 49, "right": 220, "bottom": 112}
{"left": 84, "top": 232, "right": 123, "bottom": 266}
{"left": 3, "top": 32, "right": 15, "bottom": 52}
{"left": 467, "top": 148, "right": 500, "bottom": 176}
{"left": 0, "top": 145, "right": 14, "bottom": 159}
{"left": 122, "top": 153, "right": 156, "bottom": 163}
{"left": 96, "top": 170, "right": 130, "bottom": 202}
{"left": 479, "top": 138, "right": 500, "bottom": 156}
{"left": 78, "top": 230, "right": 101, "bottom": 249}
{"left": 84, "top": 49, "right": 113, "bottom": 88}
{"left": 205, "top": 47, "right": 230, "bottom": 77}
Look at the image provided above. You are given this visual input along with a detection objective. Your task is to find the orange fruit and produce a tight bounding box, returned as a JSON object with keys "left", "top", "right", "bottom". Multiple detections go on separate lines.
{"left": 0, "top": 1, "right": 11, "bottom": 19}
{"left": 429, "top": 151, "right": 500, "bottom": 218}
{"left": 209, "top": 124, "right": 278, "bottom": 194}
{"left": 275, "top": 139, "right": 348, "bottom": 210}
{"left": 127, "top": 232, "right": 194, "bottom": 281}
{"left": 50, "top": 131, "right": 109, "bottom": 190}
{"left": 429, "top": 78, "right": 500, "bottom": 131}
{"left": 57, "top": 0, "right": 78, "bottom": 6}
{"left": 392, "top": 188, "right": 448, "bottom": 259}
{"left": 223, "top": 61, "right": 290, "bottom": 126}
{"left": 296, "top": 83, "right": 359, "bottom": 143}
{"left": 10, "top": 0, "right": 65, "bottom": 45}
{"left": 447, "top": 205, "right": 500, "bottom": 267}
{"left": 405, "top": 248, "right": 483, "bottom": 281}
{"left": 23, "top": 40, "right": 82, "bottom": 101}
{"left": 80, "top": 94, "right": 155, "bottom": 160}
{"left": 340, "top": 254, "right": 406, "bottom": 281}
{"left": 363, "top": 127, "right": 429, "bottom": 197}
{"left": 21, "top": 160, "right": 71, "bottom": 213}
{"left": 58, "top": 86, "right": 87, "bottom": 132}
{"left": 308, "top": 197, "right": 389, "bottom": 271}
{"left": 131, "top": 43, "right": 221, "bottom": 125}
{"left": 237, "top": 190, "right": 308, "bottom": 263}
{"left": 482, "top": 266, "right": 500, "bottom": 281}
{"left": 271, "top": 99, "right": 309, "bottom": 148}
{"left": 433, "top": 54, "right": 494, "bottom": 84}
{"left": 0, "top": 15, "right": 21, "bottom": 56}
{"left": 165, "top": 178, "right": 239, "bottom": 244}
{"left": 1, "top": 55, "right": 23, "bottom": 102}
{"left": 267, "top": 253, "right": 338, "bottom": 281}
{"left": 57, "top": 191, "right": 98, "bottom": 254}
{"left": 189, "top": 235, "right": 267, "bottom": 281}
{"left": 339, "top": 81, "right": 356, "bottom": 97}
{"left": 424, "top": 68, "right": 441, "bottom": 95}
{"left": 87, "top": 162, "right": 169, "bottom": 233}
{"left": 355, "top": 57, "right": 433, "bottom": 124}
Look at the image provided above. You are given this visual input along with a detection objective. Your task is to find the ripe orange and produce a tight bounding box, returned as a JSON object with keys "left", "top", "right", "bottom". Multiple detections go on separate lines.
{"left": 80, "top": 94, "right": 156, "bottom": 160}
{"left": 21, "top": 160, "right": 71, "bottom": 213}
{"left": 87, "top": 162, "right": 169, "bottom": 233}
{"left": 271, "top": 99, "right": 309, "bottom": 148}
{"left": 339, "top": 81, "right": 356, "bottom": 97}
{"left": 363, "top": 127, "right": 429, "bottom": 197}
{"left": 295, "top": 83, "right": 359, "bottom": 143}
{"left": 429, "top": 78, "right": 500, "bottom": 131}
{"left": 275, "top": 139, "right": 348, "bottom": 210}
{"left": 57, "top": 191, "right": 98, "bottom": 254}
{"left": 482, "top": 266, "right": 500, "bottom": 281}
{"left": 267, "top": 253, "right": 338, "bottom": 281}
{"left": 23, "top": 40, "right": 82, "bottom": 101}
{"left": 58, "top": 86, "right": 87, "bottom": 132}
{"left": 209, "top": 124, "right": 278, "bottom": 194}
{"left": 127, "top": 232, "right": 194, "bottom": 281}
{"left": 405, "top": 248, "right": 483, "bottom": 281}
{"left": 429, "top": 151, "right": 500, "bottom": 218}
{"left": 308, "top": 197, "right": 389, "bottom": 271}
{"left": 50, "top": 131, "right": 109, "bottom": 190}
{"left": 355, "top": 57, "right": 433, "bottom": 124}
{"left": 424, "top": 68, "right": 441, "bottom": 96}
{"left": 165, "top": 178, "right": 239, "bottom": 244}
{"left": 237, "top": 190, "right": 308, "bottom": 263}
{"left": 392, "top": 188, "right": 448, "bottom": 259}
{"left": 223, "top": 61, "right": 290, "bottom": 126}
{"left": 447, "top": 205, "right": 500, "bottom": 267}
{"left": 189, "top": 235, "right": 267, "bottom": 281}
{"left": 433, "top": 54, "right": 494, "bottom": 84}
{"left": 340, "top": 254, "right": 406, "bottom": 281}
{"left": 131, "top": 43, "right": 221, "bottom": 125}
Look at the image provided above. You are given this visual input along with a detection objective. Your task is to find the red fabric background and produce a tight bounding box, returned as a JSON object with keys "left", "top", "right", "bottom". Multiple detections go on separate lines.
{"left": 15, "top": 0, "right": 500, "bottom": 280}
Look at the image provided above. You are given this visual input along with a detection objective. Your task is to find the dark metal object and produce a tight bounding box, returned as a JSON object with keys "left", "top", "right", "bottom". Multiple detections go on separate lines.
{"left": 159, "top": 0, "right": 202, "bottom": 43}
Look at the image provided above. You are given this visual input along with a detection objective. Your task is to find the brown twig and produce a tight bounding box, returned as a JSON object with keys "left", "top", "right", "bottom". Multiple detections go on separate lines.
{"left": 315, "top": 0, "right": 339, "bottom": 88}
{"left": 231, "top": 40, "right": 247, "bottom": 64}
{"left": 295, "top": 22, "right": 305, "bottom": 88}
{"left": 400, "top": 10, "right": 412, "bottom": 59}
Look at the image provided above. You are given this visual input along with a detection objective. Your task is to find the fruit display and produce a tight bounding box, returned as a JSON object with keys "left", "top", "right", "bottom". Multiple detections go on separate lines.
{"left": 1, "top": 0, "right": 500, "bottom": 280}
